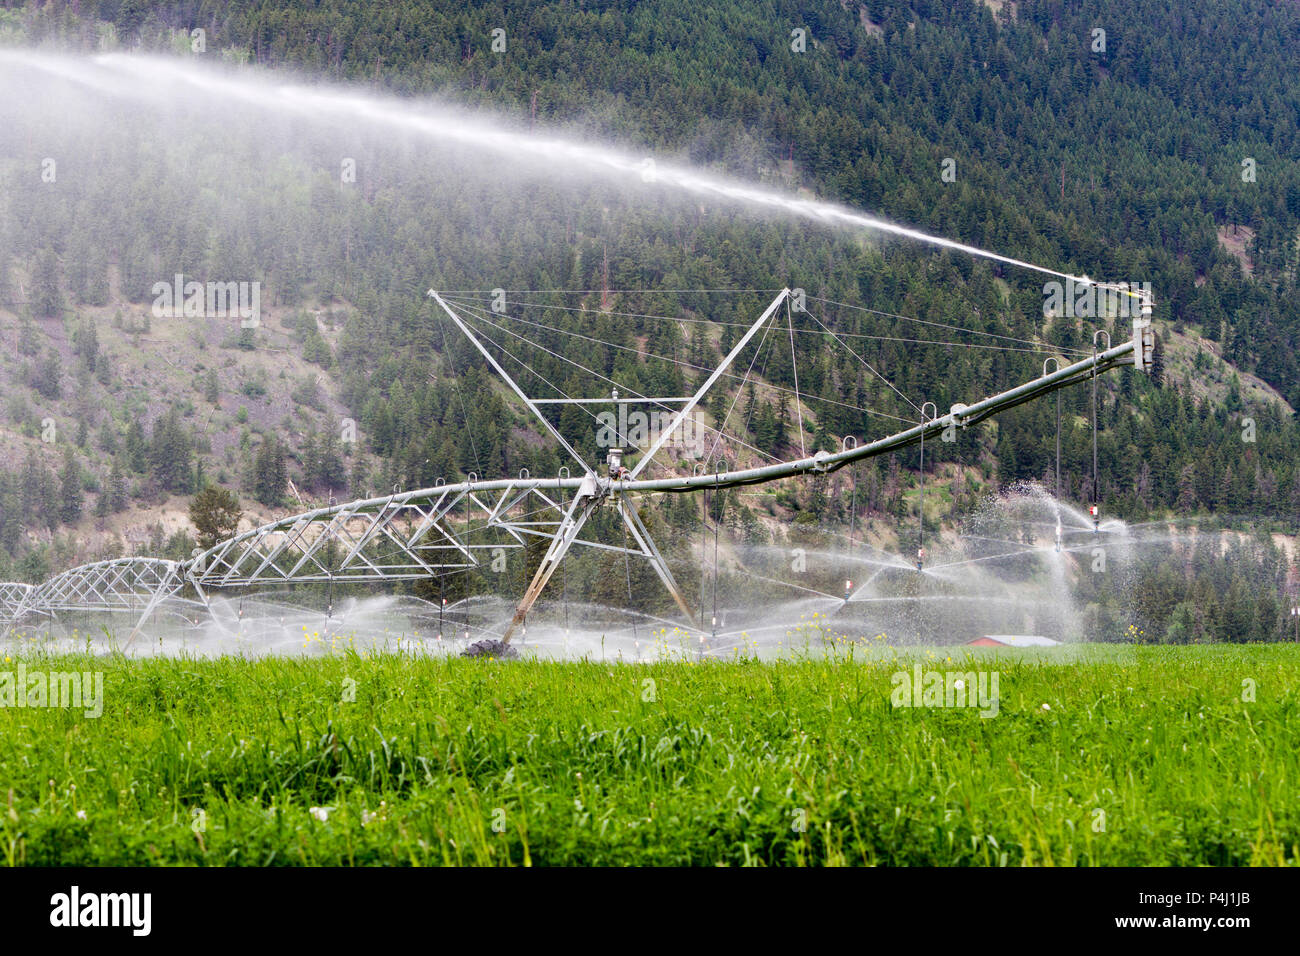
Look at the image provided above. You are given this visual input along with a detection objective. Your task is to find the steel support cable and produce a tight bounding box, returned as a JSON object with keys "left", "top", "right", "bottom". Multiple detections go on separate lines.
{"left": 442, "top": 296, "right": 918, "bottom": 427}
{"left": 456, "top": 302, "right": 787, "bottom": 467}
{"left": 702, "top": 311, "right": 777, "bottom": 468}
{"left": 622, "top": 506, "right": 636, "bottom": 646}
{"left": 700, "top": 490, "right": 707, "bottom": 633}
{"left": 621, "top": 341, "right": 1138, "bottom": 494}
{"left": 447, "top": 301, "right": 655, "bottom": 419}
{"left": 437, "top": 307, "right": 484, "bottom": 478}
{"left": 437, "top": 288, "right": 785, "bottom": 295}
{"left": 737, "top": 316, "right": 778, "bottom": 441}
{"left": 450, "top": 292, "right": 1087, "bottom": 355}
{"left": 786, "top": 298, "right": 808, "bottom": 458}
{"left": 806, "top": 307, "right": 922, "bottom": 414}
{"left": 1092, "top": 343, "right": 1100, "bottom": 506}
{"left": 451, "top": 294, "right": 918, "bottom": 427}
{"left": 559, "top": 478, "right": 570, "bottom": 639}
{"left": 712, "top": 486, "right": 720, "bottom": 649}
{"left": 807, "top": 294, "right": 1090, "bottom": 354}
{"left": 448, "top": 299, "right": 717, "bottom": 443}
{"left": 445, "top": 292, "right": 932, "bottom": 410}
{"left": 448, "top": 294, "right": 1070, "bottom": 355}
{"left": 445, "top": 303, "right": 618, "bottom": 458}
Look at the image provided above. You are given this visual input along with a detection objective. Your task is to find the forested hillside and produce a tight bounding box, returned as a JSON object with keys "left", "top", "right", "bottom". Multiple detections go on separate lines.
{"left": 1, "top": 0, "right": 1299, "bottom": 622}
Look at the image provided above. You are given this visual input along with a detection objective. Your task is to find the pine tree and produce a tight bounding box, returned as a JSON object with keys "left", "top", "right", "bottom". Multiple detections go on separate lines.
{"left": 252, "top": 437, "right": 287, "bottom": 506}
{"left": 202, "top": 369, "right": 220, "bottom": 405}
{"left": 107, "top": 459, "right": 130, "bottom": 512}
{"left": 1175, "top": 463, "right": 1198, "bottom": 512}
{"left": 124, "top": 420, "right": 148, "bottom": 472}
{"left": 29, "top": 350, "right": 62, "bottom": 399}
{"left": 31, "top": 247, "right": 62, "bottom": 318}
{"left": 1149, "top": 334, "right": 1165, "bottom": 387}
{"left": 57, "top": 449, "right": 83, "bottom": 526}
{"left": 301, "top": 430, "right": 322, "bottom": 490}
{"left": 189, "top": 485, "right": 243, "bottom": 550}
{"left": 0, "top": 244, "right": 11, "bottom": 307}
{"left": 149, "top": 409, "right": 193, "bottom": 493}
{"left": 317, "top": 427, "right": 347, "bottom": 491}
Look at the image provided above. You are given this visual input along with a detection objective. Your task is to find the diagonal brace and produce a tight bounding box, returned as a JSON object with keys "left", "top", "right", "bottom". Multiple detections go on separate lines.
{"left": 501, "top": 474, "right": 602, "bottom": 644}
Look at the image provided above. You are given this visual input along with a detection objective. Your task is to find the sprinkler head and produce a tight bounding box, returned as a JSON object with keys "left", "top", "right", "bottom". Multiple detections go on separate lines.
{"left": 1090, "top": 504, "right": 1100, "bottom": 532}
{"left": 915, "top": 547, "right": 925, "bottom": 571}
{"left": 462, "top": 638, "right": 519, "bottom": 660}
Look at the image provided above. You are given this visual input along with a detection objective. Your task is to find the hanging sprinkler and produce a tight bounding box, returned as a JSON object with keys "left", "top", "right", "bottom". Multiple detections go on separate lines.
{"left": 1055, "top": 516, "right": 1063, "bottom": 553}
{"left": 1044, "top": 357, "right": 1062, "bottom": 499}
{"left": 918, "top": 402, "right": 937, "bottom": 573}
{"left": 1090, "top": 504, "right": 1100, "bottom": 533}
{"left": 844, "top": 578, "right": 852, "bottom": 602}
{"left": 326, "top": 492, "right": 336, "bottom": 621}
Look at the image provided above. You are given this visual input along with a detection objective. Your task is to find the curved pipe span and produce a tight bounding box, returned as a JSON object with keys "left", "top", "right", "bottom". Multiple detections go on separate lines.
{"left": 2, "top": 321, "right": 1143, "bottom": 639}
{"left": 191, "top": 328, "right": 1138, "bottom": 571}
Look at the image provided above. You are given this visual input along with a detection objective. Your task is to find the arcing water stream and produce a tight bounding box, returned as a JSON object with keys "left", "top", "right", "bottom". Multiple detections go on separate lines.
{"left": 0, "top": 49, "right": 1083, "bottom": 283}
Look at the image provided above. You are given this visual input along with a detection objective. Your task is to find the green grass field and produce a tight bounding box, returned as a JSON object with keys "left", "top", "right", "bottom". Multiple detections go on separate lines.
{"left": 0, "top": 645, "right": 1296, "bottom": 865}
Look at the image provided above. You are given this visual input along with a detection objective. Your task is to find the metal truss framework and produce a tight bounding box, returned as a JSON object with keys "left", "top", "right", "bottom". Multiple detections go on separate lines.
{"left": 1, "top": 558, "right": 192, "bottom": 634}
{"left": 0, "top": 583, "right": 34, "bottom": 625}
{"left": 1, "top": 287, "right": 1155, "bottom": 644}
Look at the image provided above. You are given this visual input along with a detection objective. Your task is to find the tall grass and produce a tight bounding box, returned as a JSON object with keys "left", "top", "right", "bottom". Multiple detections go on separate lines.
{"left": 0, "top": 646, "right": 1295, "bottom": 865}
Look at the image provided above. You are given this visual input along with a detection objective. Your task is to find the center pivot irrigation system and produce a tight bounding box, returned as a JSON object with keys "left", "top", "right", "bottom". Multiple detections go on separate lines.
{"left": 0, "top": 280, "right": 1155, "bottom": 647}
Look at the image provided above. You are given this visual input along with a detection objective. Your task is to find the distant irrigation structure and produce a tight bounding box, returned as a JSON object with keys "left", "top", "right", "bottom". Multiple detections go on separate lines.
{"left": 1, "top": 282, "right": 1156, "bottom": 649}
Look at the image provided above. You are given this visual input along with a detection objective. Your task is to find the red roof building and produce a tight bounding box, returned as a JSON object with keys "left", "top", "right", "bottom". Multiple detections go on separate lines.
{"left": 966, "top": 635, "right": 1060, "bottom": 647}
